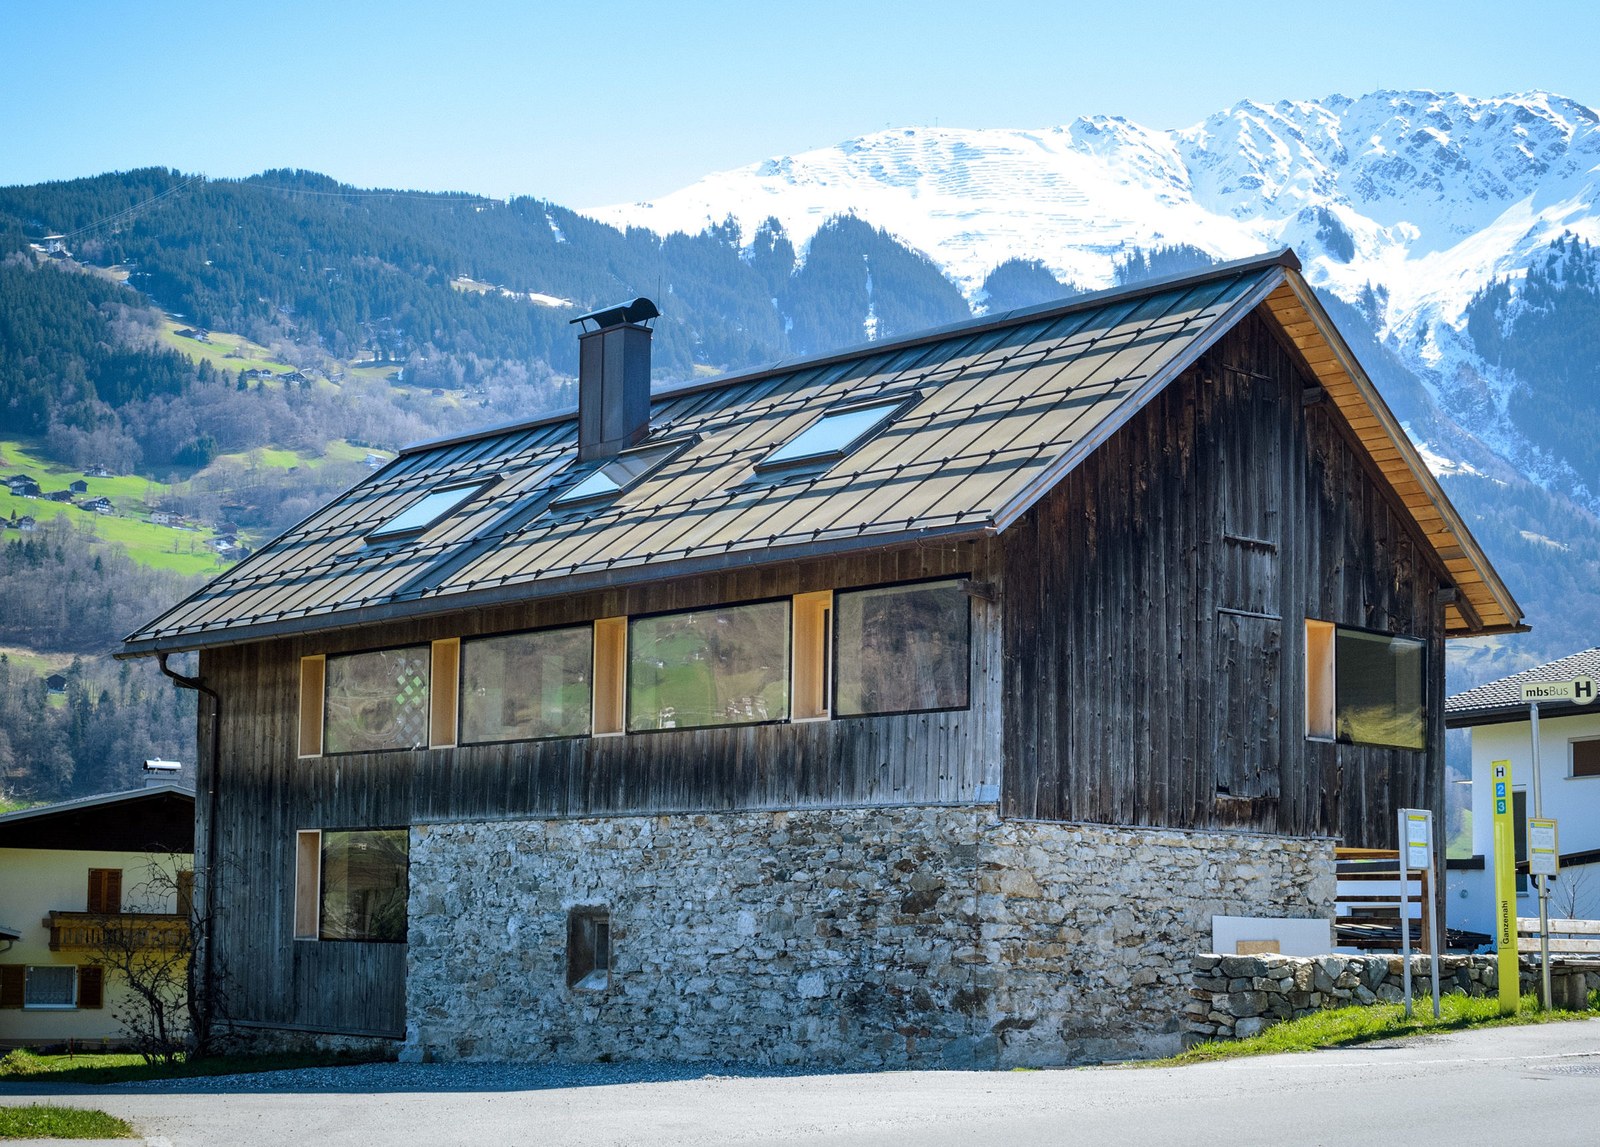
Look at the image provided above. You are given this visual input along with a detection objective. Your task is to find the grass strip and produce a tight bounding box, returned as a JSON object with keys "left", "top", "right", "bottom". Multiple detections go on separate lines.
{"left": 0, "top": 1047, "right": 389, "bottom": 1086}
{"left": 1150, "top": 992, "right": 1595, "bottom": 1066}
{"left": 0, "top": 1104, "right": 134, "bottom": 1140}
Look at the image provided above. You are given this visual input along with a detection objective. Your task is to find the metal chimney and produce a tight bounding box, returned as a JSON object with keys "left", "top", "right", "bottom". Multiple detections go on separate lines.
{"left": 571, "top": 298, "right": 659, "bottom": 461}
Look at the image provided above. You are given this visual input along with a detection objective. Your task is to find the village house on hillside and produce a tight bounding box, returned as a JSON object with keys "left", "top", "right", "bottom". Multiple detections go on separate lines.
{"left": 0, "top": 780, "right": 194, "bottom": 1049}
{"left": 1446, "top": 648, "right": 1600, "bottom": 932}
{"left": 122, "top": 251, "right": 1522, "bottom": 1067}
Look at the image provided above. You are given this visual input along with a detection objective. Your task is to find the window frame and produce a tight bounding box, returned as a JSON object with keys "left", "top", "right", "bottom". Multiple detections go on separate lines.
{"left": 830, "top": 574, "right": 973, "bottom": 719}
{"left": 22, "top": 964, "right": 78, "bottom": 1010}
{"left": 295, "top": 827, "right": 410, "bottom": 944}
{"left": 624, "top": 595, "right": 794, "bottom": 734}
{"left": 366, "top": 479, "right": 494, "bottom": 543}
{"left": 566, "top": 906, "right": 611, "bottom": 992}
{"left": 549, "top": 436, "right": 696, "bottom": 510}
{"left": 1571, "top": 737, "right": 1600, "bottom": 779}
{"left": 1303, "top": 619, "right": 1427, "bottom": 751}
{"left": 456, "top": 621, "right": 596, "bottom": 747}
{"left": 320, "top": 642, "right": 434, "bottom": 757}
{"left": 753, "top": 393, "right": 918, "bottom": 472}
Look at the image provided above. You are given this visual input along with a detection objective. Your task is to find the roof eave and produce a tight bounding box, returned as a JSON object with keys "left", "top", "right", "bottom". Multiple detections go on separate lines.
{"left": 119, "top": 520, "right": 996, "bottom": 657}
{"left": 1269, "top": 274, "right": 1525, "bottom": 638}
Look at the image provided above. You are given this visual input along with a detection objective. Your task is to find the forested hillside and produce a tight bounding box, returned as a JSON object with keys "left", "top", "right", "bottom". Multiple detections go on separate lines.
{"left": 3, "top": 166, "right": 1599, "bottom": 805}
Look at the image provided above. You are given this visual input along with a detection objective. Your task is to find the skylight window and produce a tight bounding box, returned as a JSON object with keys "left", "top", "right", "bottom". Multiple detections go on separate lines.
{"left": 757, "top": 397, "right": 908, "bottom": 470}
{"left": 551, "top": 439, "right": 692, "bottom": 509}
{"left": 369, "top": 482, "right": 489, "bottom": 540}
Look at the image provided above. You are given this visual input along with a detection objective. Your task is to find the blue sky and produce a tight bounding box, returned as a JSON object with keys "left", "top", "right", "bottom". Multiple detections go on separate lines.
{"left": 5, "top": 1, "right": 1598, "bottom": 207}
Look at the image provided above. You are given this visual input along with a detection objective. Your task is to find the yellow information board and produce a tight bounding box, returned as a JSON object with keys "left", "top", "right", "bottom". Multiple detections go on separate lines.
{"left": 1490, "top": 758, "right": 1519, "bottom": 1013}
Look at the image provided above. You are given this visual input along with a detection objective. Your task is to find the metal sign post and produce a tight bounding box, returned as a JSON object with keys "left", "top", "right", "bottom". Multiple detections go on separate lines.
{"left": 1398, "top": 808, "right": 1440, "bottom": 1020}
{"left": 1490, "top": 759, "right": 1519, "bottom": 1015}
{"left": 1520, "top": 677, "right": 1594, "bottom": 1010}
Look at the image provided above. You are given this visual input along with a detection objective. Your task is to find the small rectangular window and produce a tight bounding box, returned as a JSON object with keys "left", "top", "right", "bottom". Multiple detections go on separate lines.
{"left": 567, "top": 907, "right": 610, "bottom": 991}
{"left": 294, "top": 830, "right": 322, "bottom": 941}
{"left": 87, "top": 868, "right": 122, "bottom": 915}
{"left": 1304, "top": 621, "right": 1424, "bottom": 750}
{"left": 757, "top": 397, "right": 908, "bottom": 469}
{"left": 368, "top": 481, "right": 490, "bottom": 540}
{"left": 317, "top": 829, "right": 408, "bottom": 943}
{"left": 299, "top": 655, "right": 326, "bottom": 757}
{"left": 429, "top": 638, "right": 460, "bottom": 749}
{"left": 460, "top": 625, "right": 592, "bottom": 743}
{"left": 592, "top": 617, "right": 628, "bottom": 735}
{"left": 628, "top": 600, "right": 791, "bottom": 731}
{"left": 323, "top": 646, "right": 431, "bottom": 754}
{"left": 1573, "top": 738, "right": 1600, "bottom": 778}
{"left": 24, "top": 965, "right": 76, "bottom": 1008}
{"left": 791, "top": 591, "right": 833, "bottom": 720}
{"left": 835, "top": 579, "right": 970, "bottom": 717}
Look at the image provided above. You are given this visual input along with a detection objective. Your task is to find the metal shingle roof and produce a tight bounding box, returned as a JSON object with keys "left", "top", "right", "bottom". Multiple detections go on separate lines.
{"left": 121, "top": 250, "right": 1522, "bottom": 655}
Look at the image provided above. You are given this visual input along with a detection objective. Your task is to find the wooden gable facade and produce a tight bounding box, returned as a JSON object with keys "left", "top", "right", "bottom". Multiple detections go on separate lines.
{"left": 125, "top": 252, "right": 1521, "bottom": 1044}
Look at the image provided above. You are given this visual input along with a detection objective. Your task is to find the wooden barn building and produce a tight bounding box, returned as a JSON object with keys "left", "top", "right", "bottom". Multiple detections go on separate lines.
{"left": 122, "top": 250, "right": 1521, "bottom": 1066}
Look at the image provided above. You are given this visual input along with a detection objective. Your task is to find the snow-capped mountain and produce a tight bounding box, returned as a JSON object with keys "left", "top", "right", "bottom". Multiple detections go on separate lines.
{"left": 586, "top": 89, "right": 1600, "bottom": 409}
{"left": 585, "top": 92, "right": 1600, "bottom": 688}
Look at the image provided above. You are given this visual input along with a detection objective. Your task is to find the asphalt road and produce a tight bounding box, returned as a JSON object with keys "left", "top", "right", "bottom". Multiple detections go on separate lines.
{"left": 5, "top": 1019, "right": 1599, "bottom": 1146}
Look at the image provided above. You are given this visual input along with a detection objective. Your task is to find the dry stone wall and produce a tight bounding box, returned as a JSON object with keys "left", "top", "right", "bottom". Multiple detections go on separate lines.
{"left": 1186, "top": 953, "right": 1600, "bottom": 1043}
{"left": 403, "top": 806, "right": 1335, "bottom": 1068}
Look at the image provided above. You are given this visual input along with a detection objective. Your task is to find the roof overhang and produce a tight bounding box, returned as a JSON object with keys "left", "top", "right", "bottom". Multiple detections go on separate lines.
{"left": 1259, "top": 275, "right": 1524, "bottom": 638}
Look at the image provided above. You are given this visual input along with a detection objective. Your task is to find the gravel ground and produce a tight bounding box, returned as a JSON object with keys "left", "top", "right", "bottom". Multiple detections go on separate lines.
{"left": 115, "top": 1058, "right": 827, "bottom": 1093}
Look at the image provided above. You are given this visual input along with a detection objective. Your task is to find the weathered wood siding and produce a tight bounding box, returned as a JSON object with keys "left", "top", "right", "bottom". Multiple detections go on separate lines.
{"left": 1001, "top": 310, "right": 1447, "bottom": 847}
{"left": 200, "top": 544, "right": 1003, "bottom": 1036}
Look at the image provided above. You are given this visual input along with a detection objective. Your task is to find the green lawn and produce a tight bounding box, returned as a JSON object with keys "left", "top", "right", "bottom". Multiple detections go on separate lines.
{"left": 17, "top": 499, "right": 226, "bottom": 577}
{"left": 0, "top": 1047, "right": 388, "bottom": 1086}
{"left": 157, "top": 318, "right": 282, "bottom": 376}
{"left": 0, "top": 1104, "right": 133, "bottom": 1140}
{"left": 0, "top": 644, "right": 73, "bottom": 677}
{"left": 1150, "top": 992, "right": 1594, "bottom": 1067}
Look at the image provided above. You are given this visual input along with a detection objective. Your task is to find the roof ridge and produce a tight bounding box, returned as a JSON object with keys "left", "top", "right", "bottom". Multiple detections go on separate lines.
{"left": 398, "top": 249, "right": 1300, "bottom": 459}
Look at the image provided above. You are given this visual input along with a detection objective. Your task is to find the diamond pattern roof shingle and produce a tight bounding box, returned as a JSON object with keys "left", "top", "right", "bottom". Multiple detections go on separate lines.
{"left": 121, "top": 251, "right": 1522, "bottom": 655}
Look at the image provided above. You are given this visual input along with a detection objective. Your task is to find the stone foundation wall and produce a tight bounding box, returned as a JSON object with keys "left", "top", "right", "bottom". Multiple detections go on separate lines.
{"left": 404, "top": 807, "right": 1335, "bottom": 1067}
{"left": 1186, "top": 953, "right": 1600, "bottom": 1043}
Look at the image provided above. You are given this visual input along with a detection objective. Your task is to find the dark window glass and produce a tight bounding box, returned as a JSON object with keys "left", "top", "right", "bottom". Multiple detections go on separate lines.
{"left": 460, "top": 626, "right": 592, "bottom": 743}
{"left": 320, "top": 829, "right": 408, "bottom": 942}
{"left": 627, "top": 601, "right": 791, "bottom": 731}
{"left": 324, "top": 647, "right": 430, "bottom": 753}
{"left": 1334, "top": 629, "right": 1424, "bottom": 750}
{"left": 567, "top": 907, "right": 610, "bottom": 990}
{"left": 1573, "top": 739, "right": 1600, "bottom": 778}
{"left": 835, "top": 580, "right": 969, "bottom": 717}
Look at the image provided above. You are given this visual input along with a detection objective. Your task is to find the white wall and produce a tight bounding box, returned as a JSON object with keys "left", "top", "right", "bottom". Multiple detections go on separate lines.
{"left": 0, "top": 848, "right": 186, "bottom": 1048}
{"left": 1450, "top": 712, "right": 1600, "bottom": 938}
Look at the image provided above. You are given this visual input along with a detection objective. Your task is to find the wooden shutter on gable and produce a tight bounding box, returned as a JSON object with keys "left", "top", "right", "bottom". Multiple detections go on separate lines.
{"left": 87, "top": 868, "right": 123, "bottom": 914}
{"left": 0, "top": 964, "right": 23, "bottom": 1008}
{"left": 77, "top": 965, "right": 105, "bottom": 1009}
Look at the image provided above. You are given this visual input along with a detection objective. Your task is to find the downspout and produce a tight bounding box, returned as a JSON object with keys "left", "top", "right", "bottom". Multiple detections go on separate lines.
{"left": 159, "top": 651, "right": 222, "bottom": 1052}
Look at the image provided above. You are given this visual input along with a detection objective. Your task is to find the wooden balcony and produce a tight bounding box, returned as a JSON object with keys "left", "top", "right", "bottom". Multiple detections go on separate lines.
{"left": 45, "top": 911, "right": 189, "bottom": 952}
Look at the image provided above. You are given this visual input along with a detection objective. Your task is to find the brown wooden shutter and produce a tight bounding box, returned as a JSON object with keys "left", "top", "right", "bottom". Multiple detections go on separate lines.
{"left": 87, "top": 868, "right": 123, "bottom": 914}
{"left": 77, "top": 965, "right": 105, "bottom": 1009}
{"left": 0, "top": 964, "right": 23, "bottom": 1008}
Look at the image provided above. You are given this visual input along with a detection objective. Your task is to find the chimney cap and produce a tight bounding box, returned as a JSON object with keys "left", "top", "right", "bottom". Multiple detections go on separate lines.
{"left": 570, "top": 297, "right": 659, "bottom": 331}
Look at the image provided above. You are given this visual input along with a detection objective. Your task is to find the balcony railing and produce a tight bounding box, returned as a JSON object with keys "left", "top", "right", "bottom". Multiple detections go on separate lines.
{"left": 45, "top": 911, "right": 189, "bottom": 952}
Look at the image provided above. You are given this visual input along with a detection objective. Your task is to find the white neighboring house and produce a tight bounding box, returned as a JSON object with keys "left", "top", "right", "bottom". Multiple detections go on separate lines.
{"left": 0, "top": 780, "right": 194, "bottom": 1049}
{"left": 1445, "top": 648, "right": 1600, "bottom": 941}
